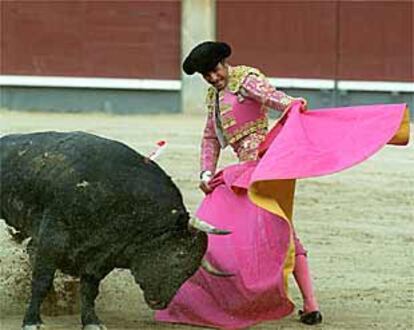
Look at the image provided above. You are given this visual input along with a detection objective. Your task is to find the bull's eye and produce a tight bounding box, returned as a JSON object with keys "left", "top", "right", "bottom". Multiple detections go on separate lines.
{"left": 171, "top": 209, "right": 178, "bottom": 214}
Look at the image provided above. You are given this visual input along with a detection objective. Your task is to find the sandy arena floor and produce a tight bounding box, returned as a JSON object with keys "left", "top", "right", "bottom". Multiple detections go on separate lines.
{"left": 0, "top": 110, "right": 413, "bottom": 330}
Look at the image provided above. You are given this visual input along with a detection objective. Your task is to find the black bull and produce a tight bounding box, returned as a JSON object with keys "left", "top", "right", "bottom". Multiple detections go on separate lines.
{"left": 0, "top": 132, "right": 230, "bottom": 330}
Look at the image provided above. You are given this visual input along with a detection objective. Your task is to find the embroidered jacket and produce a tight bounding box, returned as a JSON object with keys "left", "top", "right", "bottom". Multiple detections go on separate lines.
{"left": 200, "top": 65, "right": 299, "bottom": 174}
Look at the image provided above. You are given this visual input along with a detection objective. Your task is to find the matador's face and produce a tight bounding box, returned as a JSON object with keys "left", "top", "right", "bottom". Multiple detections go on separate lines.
{"left": 202, "top": 61, "right": 229, "bottom": 91}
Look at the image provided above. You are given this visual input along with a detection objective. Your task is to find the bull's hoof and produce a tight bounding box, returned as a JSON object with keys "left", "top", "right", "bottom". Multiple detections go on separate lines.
{"left": 83, "top": 324, "right": 107, "bottom": 330}
{"left": 22, "top": 324, "right": 45, "bottom": 330}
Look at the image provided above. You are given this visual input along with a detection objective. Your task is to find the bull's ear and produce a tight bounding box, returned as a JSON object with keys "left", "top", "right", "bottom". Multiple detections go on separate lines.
{"left": 188, "top": 218, "right": 231, "bottom": 235}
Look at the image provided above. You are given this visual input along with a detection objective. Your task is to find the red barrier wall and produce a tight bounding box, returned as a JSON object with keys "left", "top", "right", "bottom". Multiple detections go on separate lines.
{"left": 1, "top": 0, "right": 181, "bottom": 79}
{"left": 1, "top": 1, "right": 412, "bottom": 81}
{"left": 217, "top": 0, "right": 413, "bottom": 81}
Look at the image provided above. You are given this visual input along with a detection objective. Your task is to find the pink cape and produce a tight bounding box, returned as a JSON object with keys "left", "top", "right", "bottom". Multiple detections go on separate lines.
{"left": 155, "top": 103, "right": 409, "bottom": 329}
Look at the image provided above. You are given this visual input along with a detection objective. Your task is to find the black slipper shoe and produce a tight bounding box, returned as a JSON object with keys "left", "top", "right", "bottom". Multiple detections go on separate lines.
{"left": 298, "top": 310, "right": 323, "bottom": 325}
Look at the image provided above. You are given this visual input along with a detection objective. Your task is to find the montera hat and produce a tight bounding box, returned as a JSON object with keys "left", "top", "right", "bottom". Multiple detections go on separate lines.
{"left": 183, "top": 41, "right": 231, "bottom": 75}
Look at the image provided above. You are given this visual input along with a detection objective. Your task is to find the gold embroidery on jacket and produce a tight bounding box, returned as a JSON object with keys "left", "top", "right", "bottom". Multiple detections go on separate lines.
{"left": 220, "top": 104, "right": 232, "bottom": 115}
{"left": 236, "top": 133, "right": 266, "bottom": 161}
{"left": 222, "top": 115, "right": 237, "bottom": 129}
{"left": 227, "top": 66, "right": 264, "bottom": 94}
{"left": 205, "top": 87, "right": 216, "bottom": 114}
{"left": 206, "top": 104, "right": 214, "bottom": 114}
{"left": 280, "top": 95, "right": 294, "bottom": 106}
{"left": 218, "top": 90, "right": 225, "bottom": 101}
{"left": 225, "top": 118, "right": 268, "bottom": 144}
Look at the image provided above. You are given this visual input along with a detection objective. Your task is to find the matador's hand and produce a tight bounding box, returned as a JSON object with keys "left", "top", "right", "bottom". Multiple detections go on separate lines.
{"left": 199, "top": 181, "right": 213, "bottom": 194}
{"left": 199, "top": 170, "right": 213, "bottom": 194}
{"left": 298, "top": 97, "right": 308, "bottom": 112}
{"left": 296, "top": 97, "right": 308, "bottom": 112}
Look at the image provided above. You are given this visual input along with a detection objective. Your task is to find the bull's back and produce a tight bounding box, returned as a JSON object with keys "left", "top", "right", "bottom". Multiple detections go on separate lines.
{"left": 0, "top": 132, "right": 185, "bottom": 233}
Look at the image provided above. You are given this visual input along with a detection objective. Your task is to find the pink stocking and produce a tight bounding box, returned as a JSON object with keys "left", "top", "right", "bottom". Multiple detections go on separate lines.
{"left": 293, "top": 254, "right": 319, "bottom": 313}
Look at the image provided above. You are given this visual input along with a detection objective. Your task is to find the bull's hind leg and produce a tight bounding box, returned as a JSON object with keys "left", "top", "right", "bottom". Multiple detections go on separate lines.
{"left": 22, "top": 215, "right": 67, "bottom": 330}
{"left": 80, "top": 274, "right": 107, "bottom": 330}
{"left": 22, "top": 250, "right": 56, "bottom": 330}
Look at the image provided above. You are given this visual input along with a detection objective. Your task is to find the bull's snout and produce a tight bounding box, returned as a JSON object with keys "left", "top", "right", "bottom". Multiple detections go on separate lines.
{"left": 146, "top": 298, "right": 169, "bottom": 310}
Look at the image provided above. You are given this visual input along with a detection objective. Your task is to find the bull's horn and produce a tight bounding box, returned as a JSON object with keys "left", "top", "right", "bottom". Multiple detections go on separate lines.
{"left": 189, "top": 218, "right": 231, "bottom": 235}
{"left": 201, "top": 259, "right": 234, "bottom": 277}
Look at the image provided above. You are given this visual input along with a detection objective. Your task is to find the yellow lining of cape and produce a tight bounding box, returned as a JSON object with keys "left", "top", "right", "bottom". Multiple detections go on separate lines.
{"left": 248, "top": 179, "right": 296, "bottom": 299}
{"left": 388, "top": 105, "right": 410, "bottom": 145}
